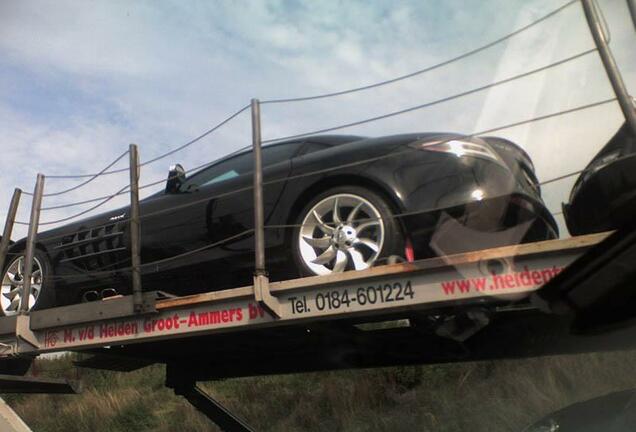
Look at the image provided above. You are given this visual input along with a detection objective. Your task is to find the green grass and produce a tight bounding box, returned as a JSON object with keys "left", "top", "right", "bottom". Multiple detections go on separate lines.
{"left": 4, "top": 350, "right": 636, "bottom": 431}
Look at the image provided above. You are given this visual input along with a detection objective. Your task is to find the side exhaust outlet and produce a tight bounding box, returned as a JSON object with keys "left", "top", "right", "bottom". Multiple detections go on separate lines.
{"left": 101, "top": 288, "right": 118, "bottom": 299}
{"left": 82, "top": 291, "right": 99, "bottom": 302}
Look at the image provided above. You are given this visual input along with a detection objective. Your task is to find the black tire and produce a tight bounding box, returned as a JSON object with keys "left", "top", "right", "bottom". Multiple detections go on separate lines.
{"left": 292, "top": 185, "right": 404, "bottom": 277}
{"left": 0, "top": 249, "right": 55, "bottom": 316}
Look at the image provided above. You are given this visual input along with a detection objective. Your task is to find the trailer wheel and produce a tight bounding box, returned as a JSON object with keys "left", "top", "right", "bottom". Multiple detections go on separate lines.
{"left": 0, "top": 250, "right": 55, "bottom": 316}
{"left": 292, "top": 186, "right": 404, "bottom": 276}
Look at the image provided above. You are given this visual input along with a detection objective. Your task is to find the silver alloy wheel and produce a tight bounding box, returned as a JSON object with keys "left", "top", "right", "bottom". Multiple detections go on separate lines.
{"left": 298, "top": 193, "right": 385, "bottom": 275}
{"left": 0, "top": 256, "right": 43, "bottom": 315}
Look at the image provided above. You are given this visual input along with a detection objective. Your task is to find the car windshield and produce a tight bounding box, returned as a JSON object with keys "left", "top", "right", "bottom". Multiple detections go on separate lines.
{"left": 180, "top": 141, "right": 303, "bottom": 190}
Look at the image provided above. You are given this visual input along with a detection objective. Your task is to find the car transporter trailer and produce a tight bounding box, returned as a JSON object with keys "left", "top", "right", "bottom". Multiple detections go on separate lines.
{"left": 0, "top": 1, "right": 635, "bottom": 430}
{"left": 0, "top": 224, "right": 635, "bottom": 431}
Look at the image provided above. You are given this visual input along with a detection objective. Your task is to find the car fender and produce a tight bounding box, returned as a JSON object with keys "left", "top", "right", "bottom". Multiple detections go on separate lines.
{"left": 279, "top": 169, "right": 408, "bottom": 241}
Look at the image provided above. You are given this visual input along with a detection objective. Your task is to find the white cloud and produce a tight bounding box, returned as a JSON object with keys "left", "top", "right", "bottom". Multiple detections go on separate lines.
{"left": 0, "top": 0, "right": 633, "bottom": 241}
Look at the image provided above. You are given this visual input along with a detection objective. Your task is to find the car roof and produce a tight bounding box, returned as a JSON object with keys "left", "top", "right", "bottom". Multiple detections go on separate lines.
{"left": 299, "top": 134, "right": 367, "bottom": 145}
{"left": 181, "top": 134, "right": 367, "bottom": 182}
{"left": 204, "top": 134, "right": 367, "bottom": 167}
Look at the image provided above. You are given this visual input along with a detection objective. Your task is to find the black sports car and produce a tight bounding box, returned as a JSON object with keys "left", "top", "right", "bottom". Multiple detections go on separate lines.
{"left": 1, "top": 133, "right": 558, "bottom": 315}
{"left": 564, "top": 122, "right": 636, "bottom": 235}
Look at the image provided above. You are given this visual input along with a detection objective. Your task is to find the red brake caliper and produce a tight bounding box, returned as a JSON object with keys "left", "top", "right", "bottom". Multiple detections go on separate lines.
{"left": 405, "top": 238, "right": 415, "bottom": 262}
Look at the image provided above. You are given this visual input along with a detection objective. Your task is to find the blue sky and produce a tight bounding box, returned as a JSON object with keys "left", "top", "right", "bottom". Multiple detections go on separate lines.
{"left": 0, "top": 0, "right": 634, "bottom": 238}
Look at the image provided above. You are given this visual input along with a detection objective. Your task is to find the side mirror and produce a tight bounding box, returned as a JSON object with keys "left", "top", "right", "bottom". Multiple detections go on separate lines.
{"left": 165, "top": 164, "right": 186, "bottom": 194}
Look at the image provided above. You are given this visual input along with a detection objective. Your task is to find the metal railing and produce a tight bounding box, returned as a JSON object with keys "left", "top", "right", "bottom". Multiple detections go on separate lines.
{"left": 0, "top": 0, "right": 633, "bottom": 323}
{"left": 0, "top": 189, "right": 22, "bottom": 285}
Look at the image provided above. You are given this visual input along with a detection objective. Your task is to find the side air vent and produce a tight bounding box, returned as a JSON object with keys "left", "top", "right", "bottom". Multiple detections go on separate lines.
{"left": 56, "top": 223, "right": 127, "bottom": 271}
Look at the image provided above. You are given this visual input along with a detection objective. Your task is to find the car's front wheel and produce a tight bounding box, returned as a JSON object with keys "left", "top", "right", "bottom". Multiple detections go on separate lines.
{"left": 0, "top": 250, "right": 54, "bottom": 316}
{"left": 292, "top": 186, "right": 404, "bottom": 276}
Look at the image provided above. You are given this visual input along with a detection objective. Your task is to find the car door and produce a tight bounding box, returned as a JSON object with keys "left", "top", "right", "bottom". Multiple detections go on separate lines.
{"left": 138, "top": 142, "right": 302, "bottom": 279}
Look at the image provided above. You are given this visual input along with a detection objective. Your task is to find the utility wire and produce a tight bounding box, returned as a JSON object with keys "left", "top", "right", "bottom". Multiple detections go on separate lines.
{"left": 142, "top": 97, "right": 614, "bottom": 222}
{"left": 47, "top": 229, "right": 254, "bottom": 280}
{"left": 45, "top": 150, "right": 130, "bottom": 181}
{"left": 46, "top": 190, "right": 570, "bottom": 281}
{"left": 17, "top": 0, "right": 577, "bottom": 189}
{"left": 17, "top": 13, "right": 596, "bottom": 209}
{"left": 262, "top": 49, "right": 597, "bottom": 144}
{"left": 44, "top": 180, "right": 580, "bottom": 280}
{"left": 37, "top": 145, "right": 254, "bottom": 211}
{"left": 537, "top": 169, "right": 584, "bottom": 186}
{"left": 47, "top": 191, "right": 566, "bottom": 280}
{"left": 138, "top": 105, "right": 250, "bottom": 169}
{"left": 10, "top": 0, "right": 589, "bottom": 213}
{"left": 37, "top": 96, "right": 618, "bottom": 280}
{"left": 21, "top": 150, "right": 129, "bottom": 197}
{"left": 261, "top": 0, "right": 578, "bottom": 104}
{"left": 41, "top": 190, "right": 130, "bottom": 211}
{"left": 35, "top": 118, "right": 589, "bottom": 212}
{"left": 37, "top": 104, "right": 250, "bottom": 180}
{"left": 32, "top": 97, "right": 616, "bottom": 242}
{"left": 16, "top": 185, "right": 129, "bottom": 226}
{"left": 27, "top": 42, "right": 601, "bottom": 211}
{"left": 258, "top": 100, "right": 616, "bottom": 192}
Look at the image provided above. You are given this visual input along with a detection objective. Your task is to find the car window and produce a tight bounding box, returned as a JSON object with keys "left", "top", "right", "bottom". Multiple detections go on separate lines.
{"left": 297, "top": 141, "right": 332, "bottom": 156}
{"left": 181, "top": 141, "right": 303, "bottom": 190}
{"left": 261, "top": 141, "right": 304, "bottom": 165}
{"left": 180, "top": 152, "right": 252, "bottom": 191}
{"left": 201, "top": 169, "right": 240, "bottom": 187}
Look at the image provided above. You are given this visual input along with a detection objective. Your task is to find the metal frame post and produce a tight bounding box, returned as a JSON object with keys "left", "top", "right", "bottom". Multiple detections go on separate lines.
{"left": 581, "top": 0, "right": 636, "bottom": 135}
{"left": 0, "top": 188, "right": 22, "bottom": 275}
{"left": 129, "top": 144, "right": 143, "bottom": 313}
{"left": 628, "top": 0, "right": 636, "bottom": 31}
{"left": 178, "top": 385, "right": 256, "bottom": 432}
{"left": 20, "top": 175, "right": 44, "bottom": 314}
{"left": 166, "top": 364, "right": 255, "bottom": 432}
{"left": 251, "top": 99, "right": 266, "bottom": 276}
{"left": 250, "top": 99, "right": 281, "bottom": 317}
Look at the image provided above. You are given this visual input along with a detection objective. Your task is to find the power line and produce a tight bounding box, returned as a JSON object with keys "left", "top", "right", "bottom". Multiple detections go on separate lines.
{"left": 260, "top": 98, "right": 613, "bottom": 196}
{"left": 27, "top": 98, "right": 615, "bottom": 236}
{"left": 45, "top": 150, "right": 130, "bottom": 181}
{"left": 11, "top": 1, "right": 587, "bottom": 205}
{"left": 48, "top": 188, "right": 571, "bottom": 280}
{"left": 261, "top": 0, "right": 578, "bottom": 104}
{"left": 46, "top": 229, "right": 254, "bottom": 280}
{"left": 262, "top": 49, "right": 597, "bottom": 144}
{"left": 111, "top": 99, "right": 622, "bottom": 227}
{"left": 16, "top": 185, "right": 129, "bottom": 226}
{"left": 29, "top": 98, "right": 616, "bottom": 279}
{"left": 537, "top": 169, "right": 584, "bottom": 186}
{"left": 17, "top": 0, "right": 578, "bottom": 191}
{"left": 36, "top": 144, "right": 255, "bottom": 211}
{"left": 37, "top": 104, "right": 250, "bottom": 180}
{"left": 138, "top": 105, "right": 249, "bottom": 169}
{"left": 45, "top": 185, "right": 573, "bottom": 281}
{"left": 41, "top": 190, "right": 129, "bottom": 211}
{"left": 21, "top": 150, "right": 129, "bottom": 197}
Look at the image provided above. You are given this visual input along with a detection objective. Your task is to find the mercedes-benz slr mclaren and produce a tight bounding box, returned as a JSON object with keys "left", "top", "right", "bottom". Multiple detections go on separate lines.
{"left": 1, "top": 133, "right": 558, "bottom": 315}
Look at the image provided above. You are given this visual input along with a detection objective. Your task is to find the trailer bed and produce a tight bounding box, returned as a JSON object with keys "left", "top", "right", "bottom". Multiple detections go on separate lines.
{"left": 0, "top": 232, "right": 610, "bottom": 358}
